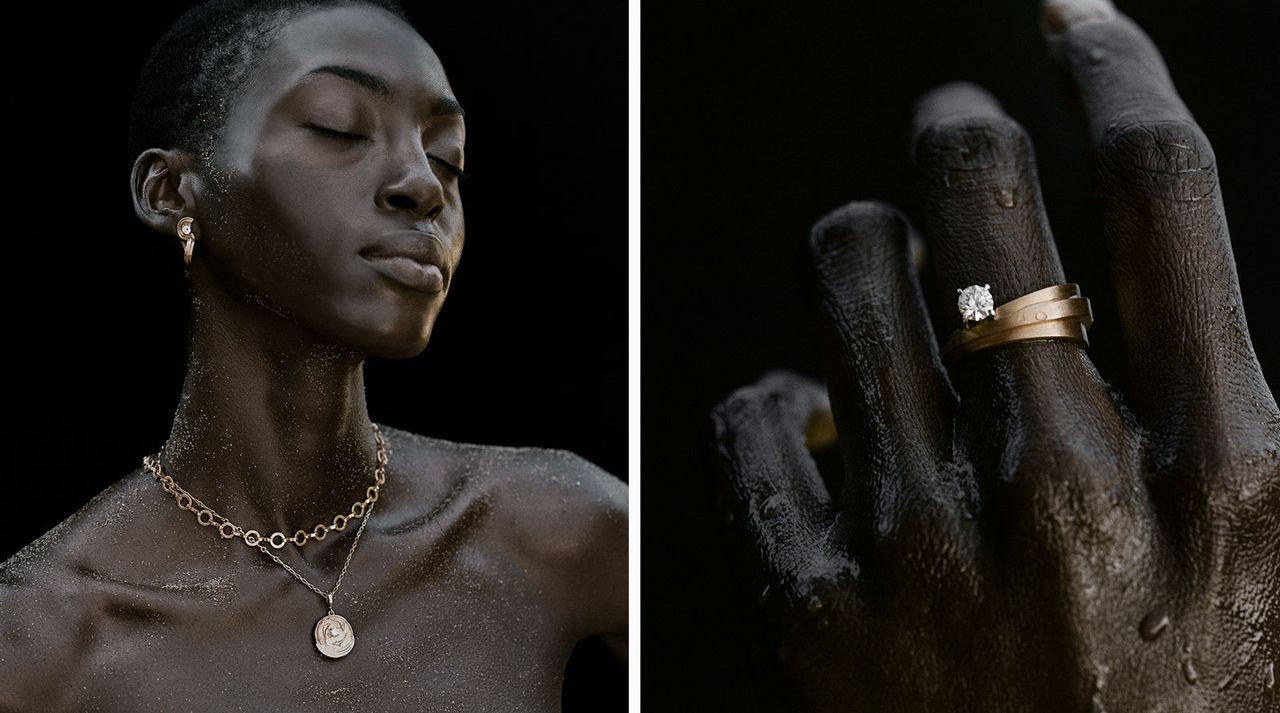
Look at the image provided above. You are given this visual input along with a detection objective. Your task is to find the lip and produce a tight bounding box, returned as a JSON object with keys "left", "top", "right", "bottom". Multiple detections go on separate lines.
{"left": 360, "top": 230, "right": 448, "bottom": 294}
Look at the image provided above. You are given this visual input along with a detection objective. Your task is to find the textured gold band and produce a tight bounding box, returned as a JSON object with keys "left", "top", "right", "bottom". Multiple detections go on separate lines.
{"left": 941, "top": 283, "right": 1094, "bottom": 364}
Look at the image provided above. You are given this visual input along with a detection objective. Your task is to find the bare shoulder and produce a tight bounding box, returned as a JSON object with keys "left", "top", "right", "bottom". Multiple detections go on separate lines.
{"left": 379, "top": 424, "right": 628, "bottom": 637}
{"left": 378, "top": 423, "right": 627, "bottom": 536}
{"left": 0, "top": 468, "right": 153, "bottom": 710}
{"left": 1, "top": 465, "right": 155, "bottom": 591}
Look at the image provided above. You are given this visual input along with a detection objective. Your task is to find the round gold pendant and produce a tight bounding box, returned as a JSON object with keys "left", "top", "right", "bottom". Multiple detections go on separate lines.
{"left": 315, "top": 613, "right": 355, "bottom": 658}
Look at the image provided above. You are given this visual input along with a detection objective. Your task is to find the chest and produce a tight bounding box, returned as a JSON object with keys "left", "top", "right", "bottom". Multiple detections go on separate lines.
{"left": 62, "top": 533, "right": 579, "bottom": 712}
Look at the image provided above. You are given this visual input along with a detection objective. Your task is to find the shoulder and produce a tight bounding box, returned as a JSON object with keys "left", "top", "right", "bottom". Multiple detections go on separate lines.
{"left": 380, "top": 424, "right": 628, "bottom": 637}
{"left": 1, "top": 470, "right": 150, "bottom": 709}
{"left": 378, "top": 423, "right": 627, "bottom": 539}
{"left": 2, "top": 466, "right": 150, "bottom": 590}
{"left": 481, "top": 443, "right": 629, "bottom": 640}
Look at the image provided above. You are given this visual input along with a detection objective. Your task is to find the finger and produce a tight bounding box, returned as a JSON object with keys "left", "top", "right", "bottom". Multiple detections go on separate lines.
{"left": 709, "top": 369, "right": 848, "bottom": 592}
{"left": 1041, "top": 0, "right": 1280, "bottom": 454}
{"left": 907, "top": 81, "right": 1123, "bottom": 428}
{"left": 910, "top": 81, "right": 1068, "bottom": 330}
{"left": 807, "top": 200, "right": 967, "bottom": 550}
{"left": 908, "top": 83, "right": 1141, "bottom": 520}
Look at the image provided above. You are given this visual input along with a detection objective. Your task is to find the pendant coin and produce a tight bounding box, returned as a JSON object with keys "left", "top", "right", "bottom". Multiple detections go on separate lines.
{"left": 315, "top": 613, "right": 355, "bottom": 658}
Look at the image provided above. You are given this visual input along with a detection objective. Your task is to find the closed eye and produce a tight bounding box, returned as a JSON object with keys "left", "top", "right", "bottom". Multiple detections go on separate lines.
{"left": 305, "top": 124, "right": 367, "bottom": 142}
{"left": 304, "top": 124, "right": 465, "bottom": 181}
{"left": 429, "top": 155, "right": 465, "bottom": 179}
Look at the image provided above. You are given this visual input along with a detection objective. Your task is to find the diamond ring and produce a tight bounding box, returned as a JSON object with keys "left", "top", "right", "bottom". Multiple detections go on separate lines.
{"left": 942, "top": 283, "right": 1094, "bottom": 364}
{"left": 957, "top": 283, "right": 995, "bottom": 326}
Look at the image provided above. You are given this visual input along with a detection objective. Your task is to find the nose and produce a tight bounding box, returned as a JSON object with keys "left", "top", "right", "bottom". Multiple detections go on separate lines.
{"left": 376, "top": 135, "right": 446, "bottom": 222}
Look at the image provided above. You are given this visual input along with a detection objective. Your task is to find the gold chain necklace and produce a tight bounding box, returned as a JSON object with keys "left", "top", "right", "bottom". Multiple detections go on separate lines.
{"left": 141, "top": 422, "right": 387, "bottom": 659}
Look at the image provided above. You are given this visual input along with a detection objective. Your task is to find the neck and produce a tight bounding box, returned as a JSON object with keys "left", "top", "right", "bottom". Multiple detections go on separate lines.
{"left": 157, "top": 280, "right": 381, "bottom": 540}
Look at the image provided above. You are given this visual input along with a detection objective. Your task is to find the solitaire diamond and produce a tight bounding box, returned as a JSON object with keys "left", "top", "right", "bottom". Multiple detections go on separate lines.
{"left": 957, "top": 284, "right": 995, "bottom": 323}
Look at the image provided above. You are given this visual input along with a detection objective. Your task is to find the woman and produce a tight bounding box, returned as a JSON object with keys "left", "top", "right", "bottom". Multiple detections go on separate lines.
{"left": 0, "top": 1, "right": 627, "bottom": 710}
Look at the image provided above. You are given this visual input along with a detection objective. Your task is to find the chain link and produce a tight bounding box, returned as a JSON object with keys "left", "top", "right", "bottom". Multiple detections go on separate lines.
{"left": 142, "top": 422, "right": 387, "bottom": 608}
{"left": 142, "top": 423, "right": 386, "bottom": 549}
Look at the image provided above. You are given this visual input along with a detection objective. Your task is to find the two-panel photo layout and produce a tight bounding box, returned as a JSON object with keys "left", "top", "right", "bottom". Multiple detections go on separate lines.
{"left": 3, "top": 0, "right": 1278, "bottom": 711}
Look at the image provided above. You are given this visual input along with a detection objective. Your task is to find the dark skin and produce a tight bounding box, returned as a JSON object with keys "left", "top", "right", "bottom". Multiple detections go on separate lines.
{"left": 710, "top": 1, "right": 1278, "bottom": 711}
{"left": 0, "top": 6, "right": 626, "bottom": 712}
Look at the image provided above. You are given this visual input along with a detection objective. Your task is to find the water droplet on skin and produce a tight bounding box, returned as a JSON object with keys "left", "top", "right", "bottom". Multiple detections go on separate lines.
{"left": 806, "top": 594, "right": 823, "bottom": 613}
{"left": 1266, "top": 661, "right": 1275, "bottom": 689}
{"left": 1092, "top": 662, "right": 1110, "bottom": 691}
{"left": 996, "top": 187, "right": 1015, "bottom": 208}
{"left": 1090, "top": 693, "right": 1106, "bottom": 713}
{"left": 1139, "top": 608, "right": 1169, "bottom": 640}
{"left": 758, "top": 584, "right": 771, "bottom": 608}
{"left": 761, "top": 499, "right": 780, "bottom": 520}
{"left": 1088, "top": 47, "right": 1106, "bottom": 64}
{"left": 1182, "top": 659, "right": 1199, "bottom": 685}
{"left": 816, "top": 617, "right": 829, "bottom": 630}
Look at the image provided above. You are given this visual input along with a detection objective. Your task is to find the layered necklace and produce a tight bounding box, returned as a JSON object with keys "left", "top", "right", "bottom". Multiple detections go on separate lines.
{"left": 141, "top": 422, "right": 386, "bottom": 658}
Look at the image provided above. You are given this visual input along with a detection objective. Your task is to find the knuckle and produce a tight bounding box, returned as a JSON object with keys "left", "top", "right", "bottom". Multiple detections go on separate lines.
{"left": 787, "top": 559, "right": 861, "bottom": 618}
{"left": 1176, "top": 427, "right": 1280, "bottom": 518}
{"left": 1096, "top": 119, "right": 1218, "bottom": 201}
{"left": 996, "top": 427, "right": 1137, "bottom": 534}
{"left": 874, "top": 500, "right": 975, "bottom": 583}
{"left": 913, "top": 114, "right": 1032, "bottom": 175}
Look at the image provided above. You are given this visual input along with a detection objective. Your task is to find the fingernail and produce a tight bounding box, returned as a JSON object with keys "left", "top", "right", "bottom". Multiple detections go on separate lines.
{"left": 1041, "top": 0, "right": 1115, "bottom": 34}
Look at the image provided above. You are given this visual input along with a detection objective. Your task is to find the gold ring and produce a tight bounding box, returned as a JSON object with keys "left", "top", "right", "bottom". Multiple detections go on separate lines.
{"left": 941, "top": 283, "right": 1094, "bottom": 364}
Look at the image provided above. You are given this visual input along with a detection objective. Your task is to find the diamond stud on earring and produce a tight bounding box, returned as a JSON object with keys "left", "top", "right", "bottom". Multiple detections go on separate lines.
{"left": 176, "top": 217, "right": 196, "bottom": 266}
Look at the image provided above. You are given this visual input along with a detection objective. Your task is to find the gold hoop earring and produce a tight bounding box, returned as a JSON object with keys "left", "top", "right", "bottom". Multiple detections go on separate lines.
{"left": 176, "top": 217, "right": 196, "bottom": 266}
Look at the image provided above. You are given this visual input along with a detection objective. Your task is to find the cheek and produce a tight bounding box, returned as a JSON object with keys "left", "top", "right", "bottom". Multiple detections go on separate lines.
{"left": 450, "top": 213, "right": 465, "bottom": 263}
{"left": 210, "top": 162, "right": 368, "bottom": 313}
{"left": 437, "top": 200, "right": 465, "bottom": 265}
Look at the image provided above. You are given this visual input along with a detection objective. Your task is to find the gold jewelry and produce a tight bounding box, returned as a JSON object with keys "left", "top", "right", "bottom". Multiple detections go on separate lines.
{"left": 145, "top": 437, "right": 386, "bottom": 551}
{"left": 941, "top": 283, "right": 1093, "bottom": 364}
{"left": 176, "top": 216, "right": 196, "bottom": 266}
{"left": 141, "top": 422, "right": 387, "bottom": 659}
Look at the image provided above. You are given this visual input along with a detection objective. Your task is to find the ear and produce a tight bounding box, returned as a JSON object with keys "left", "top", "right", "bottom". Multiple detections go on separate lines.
{"left": 130, "top": 148, "right": 198, "bottom": 237}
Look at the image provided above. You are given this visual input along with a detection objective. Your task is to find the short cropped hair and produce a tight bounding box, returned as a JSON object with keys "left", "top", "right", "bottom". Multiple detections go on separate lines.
{"left": 127, "top": 0, "right": 410, "bottom": 173}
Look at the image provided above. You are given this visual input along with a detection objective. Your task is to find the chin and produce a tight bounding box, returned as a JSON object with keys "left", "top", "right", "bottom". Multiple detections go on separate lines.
{"left": 337, "top": 294, "right": 444, "bottom": 358}
{"left": 361, "top": 324, "right": 435, "bottom": 360}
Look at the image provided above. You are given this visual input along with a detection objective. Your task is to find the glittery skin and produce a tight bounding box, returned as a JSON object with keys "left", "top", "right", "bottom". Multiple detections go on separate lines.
{"left": 706, "top": 3, "right": 1278, "bottom": 710}
{"left": 0, "top": 6, "right": 626, "bottom": 710}
{"left": 1, "top": 426, "right": 628, "bottom": 711}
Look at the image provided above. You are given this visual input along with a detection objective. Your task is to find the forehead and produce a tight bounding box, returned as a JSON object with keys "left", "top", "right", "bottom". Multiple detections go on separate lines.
{"left": 233, "top": 5, "right": 454, "bottom": 114}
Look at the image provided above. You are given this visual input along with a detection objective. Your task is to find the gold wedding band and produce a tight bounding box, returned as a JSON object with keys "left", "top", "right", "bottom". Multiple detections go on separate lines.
{"left": 941, "top": 283, "right": 1094, "bottom": 364}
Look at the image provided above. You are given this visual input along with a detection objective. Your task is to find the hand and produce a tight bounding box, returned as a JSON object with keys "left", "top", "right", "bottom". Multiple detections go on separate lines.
{"left": 708, "top": 1, "right": 1280, "bottom": 710}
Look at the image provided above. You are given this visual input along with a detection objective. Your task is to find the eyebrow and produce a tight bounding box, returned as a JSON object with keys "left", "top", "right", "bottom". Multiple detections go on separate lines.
{"left": 302, "top": 64, "right": 466, "bottom": 118}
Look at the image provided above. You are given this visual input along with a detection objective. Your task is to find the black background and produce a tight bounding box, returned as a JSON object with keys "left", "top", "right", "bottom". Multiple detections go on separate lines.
{"left": 643, "top": 0, "right": 1277, "bottom": 709}
{"left": 4, "top": 1, "right": 625, "bottom": 709}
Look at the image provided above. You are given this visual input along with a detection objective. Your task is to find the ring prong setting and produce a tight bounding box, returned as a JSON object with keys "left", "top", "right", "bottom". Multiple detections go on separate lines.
{"left": 957, "top": 283, "right": 995, "bottom": 325}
